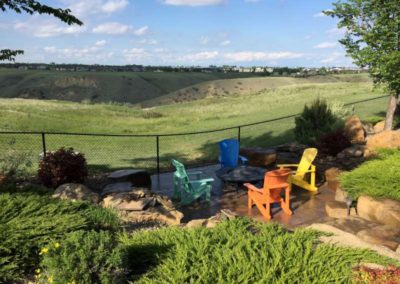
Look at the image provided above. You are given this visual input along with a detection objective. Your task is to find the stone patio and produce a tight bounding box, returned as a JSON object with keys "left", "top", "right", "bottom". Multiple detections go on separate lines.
{"left": 151, "top": 164, "right": 333, "bottom": 228}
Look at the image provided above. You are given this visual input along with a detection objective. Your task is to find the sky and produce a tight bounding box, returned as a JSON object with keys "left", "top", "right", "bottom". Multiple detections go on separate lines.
{"left": 0, "top": 0, "right": 352, "bottom": 67}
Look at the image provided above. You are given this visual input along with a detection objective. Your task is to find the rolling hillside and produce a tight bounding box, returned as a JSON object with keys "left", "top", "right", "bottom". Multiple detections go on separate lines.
{"left": 0, "top": 69, "right": 260, "bottom": 105}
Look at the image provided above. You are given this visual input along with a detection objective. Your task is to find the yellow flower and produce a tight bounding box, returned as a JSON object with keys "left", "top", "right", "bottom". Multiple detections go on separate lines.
{"left": 39, "top": 247, "right": 49, "bottom": 255}
{"left": 35, "top": 268, "right": 41, "bottom": 274}
{"left": 47, "top": 275, "right": 54, "bottom": 283}
{"left": 67, "top": 280, "right": 76, "bottom": 284}
{"left": 54, "top": 242, "right": 60, "bottom": 249}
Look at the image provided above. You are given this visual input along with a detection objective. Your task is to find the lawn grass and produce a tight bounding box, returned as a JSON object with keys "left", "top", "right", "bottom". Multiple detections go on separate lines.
{"left": 121, "top": 218, "right": 396, "bottom": 283}
{"left": 0, "top": 75, "right": 389, "bottom": 172}
{"left": 340, "top": 149, "right": 400, "bottom": 201}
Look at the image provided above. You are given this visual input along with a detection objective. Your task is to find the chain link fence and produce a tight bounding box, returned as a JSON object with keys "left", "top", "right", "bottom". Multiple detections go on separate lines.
{"left": 0, "top": 95, "right": 390, "bottom": 174}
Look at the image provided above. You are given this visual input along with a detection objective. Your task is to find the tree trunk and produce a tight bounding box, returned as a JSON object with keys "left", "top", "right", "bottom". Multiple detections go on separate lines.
{"left": 384, "top": 94, "right": 399, "bottom": 130}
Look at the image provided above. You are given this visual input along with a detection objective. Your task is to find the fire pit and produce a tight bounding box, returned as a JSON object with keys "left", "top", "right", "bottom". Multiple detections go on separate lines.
{"left": 216, "top": 166, "right": 267, "bottom": 189}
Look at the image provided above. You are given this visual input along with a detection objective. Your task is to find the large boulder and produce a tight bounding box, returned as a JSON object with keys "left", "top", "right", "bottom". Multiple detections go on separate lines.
{"left": 53, "top": 183, "right": 100, "bottom": 203}
{"left": 373, "top": 121, "right": 386, "bottom": 134}
{"left": 101, "top": 187, "right": 183, "bottom": 226}
{"left": 325, "top": 167, "right": 341, "bottom": 191}
{"left": 344, "top": 115, "right": 365, "bottom": 144}
{"left": 108, "top": 169, "right": 151, "bottom": 188}
{"left": 357, "top": 225, "right": 400, "bottom": 251}
{"left": 239, "top": 147, "right": 277, "bottom": 167}
{"left": 325, "top": 201, "right": 356, "bottom": 219}
{"left": 357, "top": 195, "right": 400, "bottom": 228}
{"left": 366, "top": 130, "right": 400, "bottom": 149}
{"left": 324, "top": 216, "right": 378, "bottom": 235}
{"left": 337, "top": 145, "right": 366, "bottom": 159}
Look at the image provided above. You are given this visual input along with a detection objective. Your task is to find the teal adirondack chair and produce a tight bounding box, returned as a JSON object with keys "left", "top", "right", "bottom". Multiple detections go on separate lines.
{"left": 171, "top": 159, "right": 214, "bottom": 206}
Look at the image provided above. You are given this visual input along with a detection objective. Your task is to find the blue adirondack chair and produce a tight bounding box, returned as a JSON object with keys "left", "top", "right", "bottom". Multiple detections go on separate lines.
{"left": 219, "top": 139, "right": 248, "bottom": 168}
{"left": 171, "top": 159, "right": 214, "bottom": 206}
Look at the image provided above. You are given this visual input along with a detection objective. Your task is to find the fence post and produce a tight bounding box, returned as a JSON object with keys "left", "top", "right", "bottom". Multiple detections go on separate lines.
{"left": 156, "top": 135, "right": 160, "bottom": 175}
{"left": 237, "top": 126, "right": 241, "bottom": 143}
{"left": 41, "top": 133, "right": 47, "bottom": 157}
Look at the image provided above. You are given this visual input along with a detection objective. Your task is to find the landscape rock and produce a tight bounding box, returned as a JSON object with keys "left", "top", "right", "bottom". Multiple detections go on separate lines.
{"left": 102, "top": 182, "right": 134, "bottom": 196}
{"left": 186, "top": 219, "right": 208, "bottom": 228}
{"left": 205, "top": 219, "right": 219, "bottom": 228}
{"left": 325, "top": 167, "right": 341, "bottom": 191}
{"left": 366, "top": 130, "right": 400, "bottom": 149}
{"left": 325, "top": 201, "right": 356, "bottom": 219}
{"left": 357, "top": 226, "right": 400, "bottom": 251}
{"left": 344, "top": 115, "right": 365, "bottom": 144}
{"left": 357, "top": 195, "right": 400, "bottom": 228}
{"left": 324, "top": 216, "right": 378, "bottom": 235}
{"left": 335, "top": 188, "right": 349, "bottom": 203}
{"left": 53, "top": 183, "right": 99, "bottom": 203}
{"left": 337, "top": 145, "right": 365, "bottom": 159}
{"left": 362, "top": 122, "right": 375, "bottom": 136}
{"left": 307, "top": 223, "right": 400, "bottom": 261}
{"left": 373, "top": 121, "right": 385, "bottom": 134}
{"left": 121, "top": 206, "right": 184, "bottom": 226}
{"left": 108, "top": 169, "right": 151, "bottom": 188}
{"left": 102, "top": 192, "right": 154, "bottom": 211}
{"left": 239, "top": 147, "right": 277, "bottom": 167}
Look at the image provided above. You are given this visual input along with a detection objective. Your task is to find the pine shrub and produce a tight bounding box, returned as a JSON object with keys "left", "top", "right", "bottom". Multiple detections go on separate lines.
{"left": 294, "top": 99, "right": 340, "bottom": 145}
{"left": 38, "top": 147, "right": 88, "bottom": 188}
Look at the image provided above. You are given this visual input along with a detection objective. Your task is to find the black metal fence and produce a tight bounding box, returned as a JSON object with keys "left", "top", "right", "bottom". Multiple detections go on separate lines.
{"left": 0, "top": 95, "right": 389, "bottom": 174}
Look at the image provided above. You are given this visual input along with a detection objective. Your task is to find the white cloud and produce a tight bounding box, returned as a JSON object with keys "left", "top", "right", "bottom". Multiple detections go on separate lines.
{"left": 42, "top": 44, "right": 114, "bottom": 63}
{"left": 313, "top": 12, "right": 325, "bottom": 18}
{"left": 180, "top": 51, "right": 219, "bottom": 61}
{"left": 223, "top": 51, "right": 303, "bottom": 62}
{"left": 320, "top": 52, "right": 345, "bottom": 64}
{"left": 326, "top": 27, "right": 346, "bottom": 36}
{"left": 134, "top": 26, "right": 149, "bottom": 36}
{"left": 63, "top": 0, "right": 128, "bottom": 17}
{"left": 313, "top": 41, "right": 337, "bottom": 49}
{"left": 101, "top": 0, "right": 129, "bottom": 13}
{"left": 220, "top": 40, "right": 231, "bottom": 46}
{"left": 14, "top": 19, "right": 86, "bottom": 37}
{"left": 95, "top": 40, "right": 107, "bottom": 46}
{"left": 92, "top": 22, "right": 148, "bottom": 35}
{"left": 199, "top": 36, "right": 209, "bottom": 45}
{"left": 123, "top": 48, "right": 151, "bottom": 62}
{"left": 137, "top": 39, "right": 158, "bottom": 45}
{"left": 162, "top": 0, "right": 225, "bottom": 6}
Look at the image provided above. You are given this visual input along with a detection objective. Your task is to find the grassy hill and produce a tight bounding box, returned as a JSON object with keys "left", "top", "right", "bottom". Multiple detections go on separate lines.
{"left": 0, "top": 69, "right": 262, "bottom": 105}
{"left": 0, "top": 75, "right": 388, "bottom": 172}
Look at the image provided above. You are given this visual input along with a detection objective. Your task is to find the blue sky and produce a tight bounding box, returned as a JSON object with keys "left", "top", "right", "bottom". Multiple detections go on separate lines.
{"left": 0, "top": 0, "right": 352, "bottom": 67}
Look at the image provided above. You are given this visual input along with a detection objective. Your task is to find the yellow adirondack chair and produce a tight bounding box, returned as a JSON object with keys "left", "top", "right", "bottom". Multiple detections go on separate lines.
{"left": 277, "top": 148, "right": 318, "bottom": 192}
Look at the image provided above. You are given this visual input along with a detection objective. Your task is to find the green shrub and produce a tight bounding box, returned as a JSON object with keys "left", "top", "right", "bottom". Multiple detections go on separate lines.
{"left": 0, "top": 190, "right": 120, "bottom": 282}
{"left": 38, "top": 147, "right": 88, "bottom": 188}
{"left": 121, "top": 218, "right": 394, "bottom": 283}
{"left": 340, "top": 149, "right": 400, "bottom": 201}
{"left": 294, "top": 99, "right": 340, "bottom": 145}
{"left": 0, "top": 139, "right": 32, "bottom": 180}
{"left": 39, "top": 230, "right": 125, "bottom": 284}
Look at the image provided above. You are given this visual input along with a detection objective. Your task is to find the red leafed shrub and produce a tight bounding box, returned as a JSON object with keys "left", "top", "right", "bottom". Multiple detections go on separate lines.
{"left": 38, "top": 147, "right": 88, "bottom": 188}
{"left": 315, "top": 129, "right": 352, "bottom": 156}
{"left": 353, "top": 265, "right": 400, "bottom": 284}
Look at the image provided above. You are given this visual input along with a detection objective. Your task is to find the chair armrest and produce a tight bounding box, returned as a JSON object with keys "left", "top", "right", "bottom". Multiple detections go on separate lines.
{"left": 187, "top": 170, "right": 203, "bottom": 179}
{"left": 243, "top": 183, "right": 263, "bottom": 193}
{"left": 239, "top": 155, "right": 248, "bottom": 165}
{"left": 189, "top": 178, "right": 214, "bottom": 185}
{"left": 277, "top": 164, "right": 299, "bottom": 168}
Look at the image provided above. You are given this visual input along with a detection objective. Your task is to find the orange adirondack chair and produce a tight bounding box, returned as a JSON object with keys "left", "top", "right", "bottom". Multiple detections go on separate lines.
{"left": 244, "top": 168, "right": 292, "bottom": 220}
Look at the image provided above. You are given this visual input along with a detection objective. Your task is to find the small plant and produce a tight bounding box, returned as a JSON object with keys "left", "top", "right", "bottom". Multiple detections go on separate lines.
{"left": 0, "top": 139, "right": 32, "bottom": 181}
{"left": 38, "top": 147, "right": 88, "bottom": 188}
{"left": 353, "top": 265, "right": 400, "bottom": 284}
{"left": 294, "top": 99, "right": 340, "bottom": 145}
{"left": 316, "top": 129, "right": 352, "bottom": 156}
{"left": 39, "top": 230, "right": 125, "bottom": 284}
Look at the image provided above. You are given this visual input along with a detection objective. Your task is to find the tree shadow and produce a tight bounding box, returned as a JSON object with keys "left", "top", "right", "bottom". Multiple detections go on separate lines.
{"left": 123, "top": 243, "right": 173, "bottom": 281}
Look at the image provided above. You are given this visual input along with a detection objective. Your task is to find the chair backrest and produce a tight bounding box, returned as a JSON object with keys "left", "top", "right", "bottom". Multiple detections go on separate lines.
{"left": 171, "top": 159, "right": 191, "bottom": 191}
{"left": 263, "top": 168, "right": 291, "bottom": 197}
{"left": 219, "top": 139, "right": 240, "bottom": 168}
{"left": 295, "top": 148, "right": 318, "bottom": 178}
